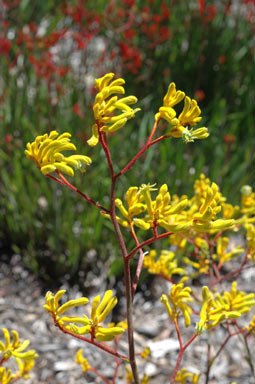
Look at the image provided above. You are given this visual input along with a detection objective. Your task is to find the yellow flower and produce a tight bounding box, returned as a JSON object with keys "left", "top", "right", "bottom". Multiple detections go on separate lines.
{"left": 143, "top": 250, "right": 186, "bottom": 279}
{"left": 182, "top": 255, "right": 210, "bottom": 277}
{"left": 25, "top": 131, "right": 92, "bottom": 176}
{"left": 0, "top": 328, "right": 38, "bottom": 361}
{"left": 161, "top": 283, "right": 193, "bottom": 327}
{"left": 16, "top": 359, "right": 35, "bottom": 380}
{"left": 141, "top": 347, "right": 150, "bottom": 359}
{"left": 176, "top": 368, "right": 201, "bottom": 384}
{"left": 44, "top": 290, "right": 124, "bottom": 342}
{"left": 169, "top": 233, "right": 187, "bottom": 251}
{"left": 108, "top": 319, "right": 128, "bottom": 332}
{"left": 155, "top": 83, "right": 209, "bottom": 141}
{"left": 222, "top": 203, "right": 239, "bottom": 219}
{"left": 196, "top": 283, "right": 255, "bottom": 334}
{"left": 178, "top": 96, "right": 202, "bottom": 127}
{"left": 245, "top": 223, "right": 255, "bottom": 261}
{"left": 181, "top": 126, "right": 209, "bottom": 143}
{"left": 0, "top": 368, "right": 15, "bottom": 384}
{"left": 241, "top": 185, "right": 255, "bottom": 215}
{"left": 88, "top": 73, "right": 140, "bottom": 146}
{"left": 212, "top": 237, "right": 245, "bottom": 265}
{"left": 139, "top": 183, "right": 189, "bottom": 232}
{"left": 155, "top": 82, "right": 184, "bottom": 125}
{"left": 141, "top": 375, "right": 150, "bottom": 383}
{"left": 75, "top": 349, "right": 91, "bottom": 372}
{"left": 115, "top": 186, "right": 148, "bottom": 229}
{"left": 125, "top": 366, "right": 134, "bottom": 383}
{"left": 192, "top": 181, "right": 234, "bottom": 232}
{"left": 246, "top": 315, "right": 255, "bottom": 336}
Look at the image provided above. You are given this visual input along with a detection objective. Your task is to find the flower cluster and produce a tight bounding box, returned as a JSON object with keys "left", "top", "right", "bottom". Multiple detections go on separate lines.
{"left": 175, "top": 367, "right": 201, "bottom": 384}
{"left": 111, "top": 183, "right": 189, "bottom": 232}
{"left": 161, "top": 283, "right": 193, "bottom": 327}
{"left": 143, "top": 249, "right": 186, "bottom": 279}
{"left": 108, "top": 177, "right": 235, "bottom": 236}
{"left": 114, "top": 186, "right": 147, "bottom": 228}
{"left": 0, "top": 328, "right": 37, "bottom": 382}
{"left": 196, "top": 282, "right": 255, "bottom": 334}
{"left": 246, "top": 223, "right": 255, "bottom": 261}
{"left": 241, "top": 185, "right": 255, "bottom": 215}
{"left": 246, "top": 315, "right": 255, "bottom": 336}
{"left": 75, "top": 349, "right": 91, "bottom": 373}
{"left": 44, "top": 290, "right": 125, "bottom": 342}
{"left": 25, "top": 131, "right": 92, "bottom": 177}
{"left": 192, "top": 181, "right": 234, "bottom": 232}
{"left": 87, "top": 73, "right": 140, "bottom": 146}
{"left": 0, "top": 329, "right": 37, "bottom": 361}
{"left": 141, "top": 347, "right": 150, "bottom": 360}
{"left": 155, "top": 83, "right": 209, "bottom": 142}
{"left": 212, "top": 237, "right": 245, "bottom": 265}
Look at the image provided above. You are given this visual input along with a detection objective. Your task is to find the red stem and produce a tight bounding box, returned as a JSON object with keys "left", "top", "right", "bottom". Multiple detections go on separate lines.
{"left": 115, "top": 122, "right": 169, "bottom": 179}
{"left": 127, "top": 231, "right": 173, "bottom": 260}
{"left": 46, "top": 172, "right": 110, "bottom": 214}
{"left": 170, "top": 329, "right": 197, "bottom": 384}
{"left": 0, "top": 357, "right": 9, "bottom": 366}
{"left": 130, "top": 226, "right": 144, "bottom": 298}
{"left": 99, "top": 131, "right": 115, "bottom": 179}
{"left": 99, "top": 134, "right": 140, "bottom": 383}
{"left": 174, "top": 317, "right": 183, "bottom": 349}
{"left": 112, "top": 338, "right": 122, "bottom": 384}
{"left": 205, "top": 323, "right": 247, "bottom": 383}
{"left": 90, "top": 367, "right": 112, "bottom": 384}
{"left": 211, "top": 255, "right": 248, "bottom": 286}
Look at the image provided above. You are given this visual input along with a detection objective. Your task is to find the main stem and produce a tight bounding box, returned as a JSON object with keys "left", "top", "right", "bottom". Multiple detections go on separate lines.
{"left": 110, "top": 177, "right": 140, "bottom": 383}
{"left": 100, "top": 128, "right": 139, "bottom": 383}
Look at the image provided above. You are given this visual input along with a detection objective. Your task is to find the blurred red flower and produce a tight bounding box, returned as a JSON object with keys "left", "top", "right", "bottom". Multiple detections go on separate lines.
{"left": 0, "top": 36, "right": 11, "bottom": 55}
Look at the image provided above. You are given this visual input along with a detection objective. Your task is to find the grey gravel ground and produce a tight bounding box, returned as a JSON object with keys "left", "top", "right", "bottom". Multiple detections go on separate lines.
{"left": 1, "top": 253, "right": 255, "bottom": 384}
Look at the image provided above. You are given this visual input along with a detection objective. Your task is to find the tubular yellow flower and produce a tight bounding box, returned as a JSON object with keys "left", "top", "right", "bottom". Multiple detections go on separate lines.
{"left": 44, "top": 290, "right": 124, "bottom": 342}
{"left": 161, "top": 283, "right": 193, "bottom": 327}
{"left": 163, "top": 82, "right": 186, "bottom": 107}
{"left": 169, "top": 233, "right": 187, "bottom": 250}
{"left": 25, "top": 131, "right": 92, "bottom": 176}
{"left": 246, "top": 315, "right": 255, "bottom": 336}
{"left": 155, "top": 82, "right": 184, "bottom": 124}
{"left": 141, "top": 347, "right": 150, "bottom": 359}
{"left": 141, "top": 375, "right": 150, "bottom": 384}
{"left": 125, "top": 366, "right": 134, "bottom": 383}
{"left": 114, "top": 186, "right": 147, "bottom": 228}
{"left": 212, "top": 237, "right": 245, "bottom": 264}
{"left": 245, "top": 223, "right": 255, "bottom": 261}
{"left": 176, "top": 368, "right": 201, "bottom": 384}
{"left": 178, "top": 96, "right": 202, "bottom": 127}
{"left": 0, "top": 368, "right": 15, "bottom": 384}
{"left": 108, "top": 319, "right": 128, "bottom": 332}
{"left": 241, "top": 185, "right": 255, "bottom": 215}
{"left": 182, "top": 238, "right": 210, "bottom": 276}
{"left": 192, "top": 182, "right": 234, "bottom": 232}
{"left": 143, "top": 250, "right": 186, "bottom": 279}
{"left": 181, "top": 127, "right": 209, "bottom": 143}
{"left": 16, "top": 359, "right": 35, "bottom": 380}
{"left": 0, "top": 329, "right": 38, "bottom": 361}
{"left": 196, "top": 283, "right": 255, "bottom": 334}
{"left": 156, "top": 83, "right": 209, "bottom": 141}
{"left": 222, "top": 203, "right": 240, "bottom": 219}
{"left": 75, "top": 349, "right": 91, "bottom": 372}
{"left": 88, "top": 73, "right": 140, "bottom": 146}
{"left": 138, "top": 183, "right": 189, "bottom": 231}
